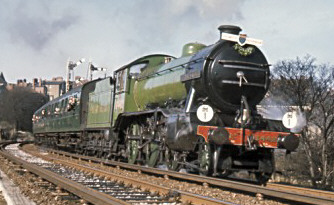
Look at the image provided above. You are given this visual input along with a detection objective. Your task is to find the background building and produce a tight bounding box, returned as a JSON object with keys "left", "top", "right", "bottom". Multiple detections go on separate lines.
{"left": 4, "top": 76, "right": 65, "bottom": 101}
{"left": 32, "top": 77, "right": 65, "bottom": 101}
{"left": 1, "top": 73, "right": 84, "bottom": 101}
{"left": 0, "top": 72, "right": 7, "bottom": 94}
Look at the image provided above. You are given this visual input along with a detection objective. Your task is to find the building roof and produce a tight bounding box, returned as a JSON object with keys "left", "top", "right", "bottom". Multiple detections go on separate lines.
{"left": 44, "top": 81, "right": 65, "bottom": 85}
{"left": 0, "top": 72, "right": 7, "bottom": 85}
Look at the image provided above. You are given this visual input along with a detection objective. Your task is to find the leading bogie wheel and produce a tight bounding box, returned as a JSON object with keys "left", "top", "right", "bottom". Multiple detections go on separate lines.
{"left": 198, "top": 140, "right": 213, "bottom": 176}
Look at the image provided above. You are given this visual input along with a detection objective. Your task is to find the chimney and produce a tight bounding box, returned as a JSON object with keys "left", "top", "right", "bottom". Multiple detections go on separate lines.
{"left": 218, "top": 25, "right": 242, "bottom": 39}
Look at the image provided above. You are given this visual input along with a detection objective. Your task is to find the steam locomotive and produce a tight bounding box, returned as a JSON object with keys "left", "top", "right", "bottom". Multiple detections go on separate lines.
{"left": 33, "top": 25, "right": 299, "bottom": 182}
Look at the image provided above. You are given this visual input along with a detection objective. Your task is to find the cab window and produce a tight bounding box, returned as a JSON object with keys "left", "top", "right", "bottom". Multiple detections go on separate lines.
{"left": 115, "top": 69, "right": 128, "bottom": 93}
{"left": 129, "top": 62, "right": 147, "bottom": 76}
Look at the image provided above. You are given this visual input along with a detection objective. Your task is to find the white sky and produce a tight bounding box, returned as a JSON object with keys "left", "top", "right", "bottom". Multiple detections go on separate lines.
{"left": 0, "top": 0, "right": 333, "bottom": 83}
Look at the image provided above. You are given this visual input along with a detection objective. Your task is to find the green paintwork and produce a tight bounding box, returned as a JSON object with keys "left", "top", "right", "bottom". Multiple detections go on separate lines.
{"left": 127, "top": 140, "right": 139, "bottom": 164}
{"left": 182, "top": 43, "right": 206, "bottom": 57}
{"left": 33, "top": 87, "right": 82, "bottom": 134}
{"left": 34, "top": 45, "right": 207, "bottom": 133}
{"left": 112, "top": 55, "right": 184, "bottom": 123}
{"left": 133, "top": 56, "right": 192, "bottom": 110}
{"left": 112, "top": 52, "right": 205, "bottom": 124}
{"left": 86, "top": 78, "right": 114, "bottom": 128}
{"left": 126, "top": 124, "right": 141, "bottom": 164}
{"left": 33, "top": 78, "right": 114, "bottom": 134}
{"left": 145, "top": 143, "right": 160, "bottom": 167}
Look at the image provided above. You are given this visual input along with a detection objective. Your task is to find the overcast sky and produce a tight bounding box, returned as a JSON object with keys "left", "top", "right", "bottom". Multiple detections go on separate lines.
{"left": 0, "top": 0, "right": 333, "bottom": 83}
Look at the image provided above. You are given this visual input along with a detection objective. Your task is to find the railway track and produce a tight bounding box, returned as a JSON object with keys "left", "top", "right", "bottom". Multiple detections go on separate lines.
{"left": 266, "top": 183, "right": 334, "bottom": 201}
{"left": 0, "top": 142, "right": 234, "bottom": 205}
{"left": 2, "top": 142, "right": 334, "bottom": 205}
{"left": 37, "top": 145, "right": 334, "bottom": 205}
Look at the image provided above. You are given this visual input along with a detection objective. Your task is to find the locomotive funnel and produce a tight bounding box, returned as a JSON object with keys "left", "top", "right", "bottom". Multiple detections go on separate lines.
{"left": 218, "top": 25, "right": 242, "bottom": 37}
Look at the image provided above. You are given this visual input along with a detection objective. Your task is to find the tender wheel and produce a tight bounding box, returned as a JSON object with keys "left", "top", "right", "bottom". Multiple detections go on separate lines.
{"left": 96, "top": 150, "right": 103, "bottom": 158}
{"left": 198, "top": 140, "right": 213, "bottom": 176}
{"left": 74, "top": 138, "right": 84, "bottom": 154}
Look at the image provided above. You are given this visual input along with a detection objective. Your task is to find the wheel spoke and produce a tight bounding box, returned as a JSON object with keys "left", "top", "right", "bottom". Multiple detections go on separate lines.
{"left": 126, "top": 124, "right": 140, "bottom": 164}
{"left": 145, "top": 142, "right": 160, "bottom": 167}
{"left": 127, "top": 140, "right": 139, "bottom": 164}
{"left": 198, "top": 141, "right": 212, "bottom": 176}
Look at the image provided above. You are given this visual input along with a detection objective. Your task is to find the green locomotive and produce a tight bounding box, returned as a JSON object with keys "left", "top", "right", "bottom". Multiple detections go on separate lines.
{"left": 33, "top": 25, "right": 299, "bottom": 182}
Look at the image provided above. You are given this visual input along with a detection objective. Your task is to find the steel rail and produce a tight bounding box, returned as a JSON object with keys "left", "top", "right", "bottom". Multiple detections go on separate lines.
{"left": 266, "top": 183, "right": 334, "bottom": 200}
{"left": 0, "top": 146, "right": 129, "bottom": 205}
{"left": 50, "top": 149, "right": 334, "bottom": 205}
{"left": 43, "top": 155, "right": 233, "bottom": 205}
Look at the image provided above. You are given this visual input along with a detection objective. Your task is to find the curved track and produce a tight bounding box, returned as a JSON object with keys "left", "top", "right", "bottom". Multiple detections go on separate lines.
{"left": 43, "top": 146, "right": 334, "bottom": 205}
{"left": 0, "top": 142, "right": 234, "bottom": 205}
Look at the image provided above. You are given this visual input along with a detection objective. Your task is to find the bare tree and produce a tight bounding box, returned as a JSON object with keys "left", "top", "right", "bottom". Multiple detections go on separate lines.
{"left": 270, "top": 55, "right": 334, "bottom": 189}
{"left": 0, "top": 87, "right": 47, "bottom": 132}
